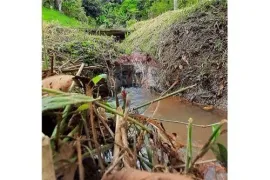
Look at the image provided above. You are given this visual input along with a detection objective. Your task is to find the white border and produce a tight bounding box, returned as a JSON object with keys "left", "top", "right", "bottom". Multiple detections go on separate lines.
{"left": 1, "top": 0, "right": 270, "bottom": 179}
{"left": 0, "top": 0, "right": 41, "bottom": 179}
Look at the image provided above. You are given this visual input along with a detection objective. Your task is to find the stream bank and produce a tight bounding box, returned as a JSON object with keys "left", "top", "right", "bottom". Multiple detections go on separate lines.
{"left": 121, "top": 0, "right": 227, "bottom": 111}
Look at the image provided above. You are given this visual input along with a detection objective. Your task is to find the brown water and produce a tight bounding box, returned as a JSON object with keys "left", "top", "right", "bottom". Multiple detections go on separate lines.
{"left": 125, "top": 87, "right": 227, "bottom": 159}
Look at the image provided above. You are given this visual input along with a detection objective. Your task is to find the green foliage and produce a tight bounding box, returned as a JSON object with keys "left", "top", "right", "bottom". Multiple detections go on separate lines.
{"left": 87, "top": 16, "right": 97, "bottom": 27}
{"left": 42, "top": 89, "right": 100, "bottom": 112}
{"left": 121, "top": 0, "right": 213, "bottom": 57}
{"left": 211, "top": 143, "right": 227, "bottom": 168}
{"left": 148, "top": 0, "right": 173, "bottom": 18}
{"left": 82, "top": 0, "right": 102, "bottom": 18}
{"left": 62, "top": 0, "right": 88, "bottom": 22}
{"left": 42, "top": 0, "right": 55, "bottom": 8}
{"left": 92, "top": 74, "right": 107, "bottom": 85}
{"left": 42, "top": 7, "right": 83, "bottom": 27}
{"left": 126, "top": 18, "right": 137, "bottom": 27}
{"left": 178, "top": 0, "right": 200, "bottom": 9}
{"left": 97, "top": 0, "right": 140, "bottom": 28}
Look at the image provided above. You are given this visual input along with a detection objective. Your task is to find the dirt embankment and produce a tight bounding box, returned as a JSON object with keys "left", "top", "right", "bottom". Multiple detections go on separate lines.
{"left": 157, "top": 2, "right": 227, "bottom": 110}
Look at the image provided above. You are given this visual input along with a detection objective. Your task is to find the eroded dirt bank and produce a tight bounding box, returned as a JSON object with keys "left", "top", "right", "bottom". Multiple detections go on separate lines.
{"left": 157, "top": 2, "right": 227, "bottom": 111}
{"left": 120, "top": 1, "right": 227, "bottom": 111}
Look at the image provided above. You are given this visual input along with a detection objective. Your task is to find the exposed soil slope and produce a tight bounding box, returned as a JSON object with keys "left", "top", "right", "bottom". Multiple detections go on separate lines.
{"left": 157, "top": 2, "right": 227, "bottom": 110}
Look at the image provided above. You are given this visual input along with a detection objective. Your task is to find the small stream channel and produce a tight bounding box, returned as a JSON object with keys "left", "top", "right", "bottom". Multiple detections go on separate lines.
{"left": 117, "top": 87, "right": 227, "bottom": 160}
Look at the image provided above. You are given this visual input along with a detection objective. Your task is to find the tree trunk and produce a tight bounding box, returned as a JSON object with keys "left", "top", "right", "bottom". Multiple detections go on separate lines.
{"left": 55, "top": 0, "right": 62, "bottom": 12}
{"left": 174, "top": 0, "right": 178, "bottom": 10}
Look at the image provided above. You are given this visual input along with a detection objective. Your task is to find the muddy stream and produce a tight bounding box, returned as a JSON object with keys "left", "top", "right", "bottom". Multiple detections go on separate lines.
{"left": 118, "top": 87, "right": 227, "bottom": 160}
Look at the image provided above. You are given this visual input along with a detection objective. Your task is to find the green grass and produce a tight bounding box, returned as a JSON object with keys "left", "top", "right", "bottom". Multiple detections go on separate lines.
{"left": 42, "top": 7, "right": 86, "bottom": 27}
{"left": 121, "top": 0, "right": 214, "bottom": 58}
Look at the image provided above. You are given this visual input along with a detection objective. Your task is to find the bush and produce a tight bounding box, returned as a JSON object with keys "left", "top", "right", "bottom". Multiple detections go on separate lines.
{"left": 42, "top": 0, "right": 55, "bottom": 8}
{"left": 97, "top": 0, "right": 139, "bottom": 28}
{"left": 88, "top": 16, "right": 97, "bottom": 27}
{"left": 82, "top": 0, "right": 102, "bottom": 18}
{"left": 62, "top": 0, "right": 88, "bottom": 22}
{"left": 148, "top": 0, "right": 173, "bottom": 18}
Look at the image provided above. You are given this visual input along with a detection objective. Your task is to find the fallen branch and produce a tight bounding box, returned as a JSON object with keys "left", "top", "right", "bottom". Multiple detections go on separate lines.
{"left": 132, "top": 84, "right": 196, "bottom": 110}
{"left": 60, "top": 66, "right": 104, "bottom": 73}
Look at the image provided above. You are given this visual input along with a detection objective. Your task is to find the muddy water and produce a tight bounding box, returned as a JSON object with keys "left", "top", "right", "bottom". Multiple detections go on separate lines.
{"left": 125, "top": 87, "right": 227, "bottom": 159}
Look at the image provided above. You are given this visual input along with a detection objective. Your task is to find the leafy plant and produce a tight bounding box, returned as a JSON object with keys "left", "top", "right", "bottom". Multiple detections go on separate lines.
{"left": 148, "top": 0, "right": 173, "bottom": 18}
{"left": 42, "top": 88, "right": 101, "bottom": 112}
{"left": 62, "top": 0, "right": 88, "bottom": 22}
{"left": 211, "top": 143, "right": 227, "bottom": 168}
{"left": 92, "top": 74, "right": 107, "bottom": 85}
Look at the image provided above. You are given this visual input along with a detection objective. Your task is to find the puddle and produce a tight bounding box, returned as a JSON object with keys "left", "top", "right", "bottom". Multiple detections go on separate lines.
{"left": 124, "top": 87, "right": 227, "bottom": 160}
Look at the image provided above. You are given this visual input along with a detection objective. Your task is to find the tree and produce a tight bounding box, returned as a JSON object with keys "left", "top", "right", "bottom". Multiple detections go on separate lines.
{"left": 82, "top": 0, "right": 102, "bottom": 18}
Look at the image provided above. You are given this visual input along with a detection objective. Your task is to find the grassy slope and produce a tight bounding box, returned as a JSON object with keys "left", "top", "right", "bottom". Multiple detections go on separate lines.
{"left": 121, "top": 0, "right": 213, "bottom": 58}
{"left": 42, "top": 7, "right": 87, "bottom": 27}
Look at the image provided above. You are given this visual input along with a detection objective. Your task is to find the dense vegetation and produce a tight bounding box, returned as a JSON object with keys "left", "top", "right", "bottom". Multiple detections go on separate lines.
{"left": 42, "top": 0, "right": 201, "bottom": 28}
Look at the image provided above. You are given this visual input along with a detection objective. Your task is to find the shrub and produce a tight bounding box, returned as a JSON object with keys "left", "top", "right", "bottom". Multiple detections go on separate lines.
{"left": 82, "top": 0, "right": 102, "bottom": 18}
{"left": 62, "top": 0, "right": 88, "bottom": 22}
{"left": 148, "top": 0, "right": 173, "bottom": 18}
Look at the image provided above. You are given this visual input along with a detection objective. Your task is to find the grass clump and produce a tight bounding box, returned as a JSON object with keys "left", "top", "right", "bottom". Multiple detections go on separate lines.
{"left": 42, "top": 7, "right": 88, "bottom": 27}
{"left": 121, "top": 0, "right": 214, "bottom": 58}
{"left": 42, "top": 22, "right": 122, "bottom": 66}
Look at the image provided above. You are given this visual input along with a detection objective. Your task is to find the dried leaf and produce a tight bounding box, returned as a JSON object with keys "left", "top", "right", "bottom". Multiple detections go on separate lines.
{"left": 42, "top": 75, "right": 74, "bottom": 93}
{"left": 42, "top": 134, "right": 56, "bottom": 180}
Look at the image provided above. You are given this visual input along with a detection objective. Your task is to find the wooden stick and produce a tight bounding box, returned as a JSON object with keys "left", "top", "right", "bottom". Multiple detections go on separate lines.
{"left": 68, "top": 63, "right": 85, "bottom": 92}
{"left": 87, "top": 86, "right": 105, "bottom": 172}
{"left": 60, "top": 66, "right": 104, "bottom": 73}
{"left": 76, "top": 137, "right": 84, "bottom": 180}
{"left": 94, "top": 107, "right": 115, "bottom": 138}
{"left": 113, "top": 107, "right": 123, "bottom": 165}
{"left": 132, "top": 84, "right": 196, "bottom": 110}
{"left": 173, "top": 159, "right": 217, "bottom": 168}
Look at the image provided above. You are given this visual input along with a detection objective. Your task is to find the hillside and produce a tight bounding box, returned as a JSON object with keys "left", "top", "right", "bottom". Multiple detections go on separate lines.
{"left": 42, "top": 7, "right": 87, "bottom": 27}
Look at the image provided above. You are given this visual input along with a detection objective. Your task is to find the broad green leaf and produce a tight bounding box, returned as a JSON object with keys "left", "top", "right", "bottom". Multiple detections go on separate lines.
{"left": 217, "top": 143, "right": 227, "bottom": 168}
{"left": 91, "top": 74, "right": 107, "bottom": 85}
{"left": 211, "top": 143, "right": 227, "bottom": 168}
{"left": 42, "top": 93, "right": 100, "bottom": 112}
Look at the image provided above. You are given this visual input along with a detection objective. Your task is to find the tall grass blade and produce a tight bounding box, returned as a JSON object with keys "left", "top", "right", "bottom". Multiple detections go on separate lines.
{"left": 42, "top": 93, "right": 101, "bottom": 111}
{"left": 185, "top": 118, "right": 193, "bottom": 174}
